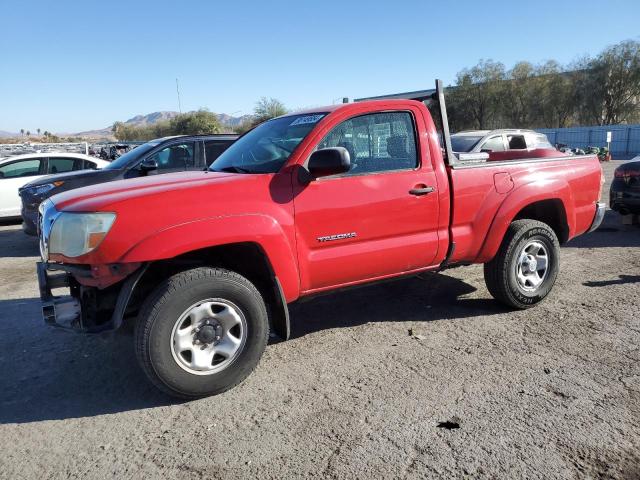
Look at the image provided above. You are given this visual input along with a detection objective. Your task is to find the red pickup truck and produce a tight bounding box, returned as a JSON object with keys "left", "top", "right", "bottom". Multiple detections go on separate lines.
{"left": 37, "top": 81, "right": 605, "bottom": 398}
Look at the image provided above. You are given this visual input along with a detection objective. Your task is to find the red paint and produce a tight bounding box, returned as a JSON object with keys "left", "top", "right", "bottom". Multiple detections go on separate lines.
{"left": 49, "top": 100, "right": 603, "bottom": 302}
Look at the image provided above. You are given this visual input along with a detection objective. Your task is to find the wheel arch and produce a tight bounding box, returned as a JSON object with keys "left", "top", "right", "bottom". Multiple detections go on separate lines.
{"left": 117, "top": 242, "right": 291, "bottom": 340}
{"left": 476, "top": 178, "right": 575, "bottom": 263}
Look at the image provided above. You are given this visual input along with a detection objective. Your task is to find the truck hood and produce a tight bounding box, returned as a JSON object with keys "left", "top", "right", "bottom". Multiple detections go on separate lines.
{"left": 47, "top": 169, "right": 294, "bottom": 265}
{"left": 51, "top": 170, "right": 267, "bottom": 212}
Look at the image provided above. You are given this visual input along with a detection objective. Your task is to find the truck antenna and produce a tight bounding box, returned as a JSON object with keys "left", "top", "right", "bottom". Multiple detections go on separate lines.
{"left": 176, "top": 78, "right": 182, "bottom": 114}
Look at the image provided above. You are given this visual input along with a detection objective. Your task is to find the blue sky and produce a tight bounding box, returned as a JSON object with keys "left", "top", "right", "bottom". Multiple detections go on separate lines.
{"left": 1, "top": 0, "right": 639, "bottom": 133}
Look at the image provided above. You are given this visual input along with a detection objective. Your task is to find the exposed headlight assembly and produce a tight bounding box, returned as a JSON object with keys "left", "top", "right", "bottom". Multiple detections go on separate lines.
{"left": 48, "top": 212, "right": 116, "bottom": 258}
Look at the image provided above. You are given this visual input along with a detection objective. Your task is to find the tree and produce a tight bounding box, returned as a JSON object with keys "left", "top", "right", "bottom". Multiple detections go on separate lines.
{"left": 26, "top": 130, "right": 31, "bottom": 137}
{"left": 592, "top": 40, "right": 640, "bottom": 125}
{"left": 253, "top": 97, "right": 287, "bottom": 124}
{"left": 534, "top": 61, "right": 578, "bottom": 128}
{"left": 453, "top": 59, "right": 506, "bottom": 129}
{"left": 112, "top": 110, "right": 224, "bottom": 141}
{"left": 37, "top": 128, "right": 41, "bottom": 136}
{"left": 111, "top": 121, "right": 124, "bottom": 136}
{"left": 20, "top": 129, "right": 24, "bottom": 137}
{"left": 573, "top": 41, "right": 640, "bottom": 126}
{"left": 169, "top": 109, "right": 222, "bottom": 135}
{"left": 502, "top": 61, "right": 537, "bottom": 128}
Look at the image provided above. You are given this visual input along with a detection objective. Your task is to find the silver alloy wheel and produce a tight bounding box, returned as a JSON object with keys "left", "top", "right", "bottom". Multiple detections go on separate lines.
{"left": 170, "top": 299, "right": 247, "bottom": 375}
{"left": 516, "top": 241, "right": 549, "bottom": 292}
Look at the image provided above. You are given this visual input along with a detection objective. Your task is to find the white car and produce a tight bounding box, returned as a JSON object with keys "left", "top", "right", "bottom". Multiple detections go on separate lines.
{"left": 0, "top": 153, "right": 109, "bottom": 218}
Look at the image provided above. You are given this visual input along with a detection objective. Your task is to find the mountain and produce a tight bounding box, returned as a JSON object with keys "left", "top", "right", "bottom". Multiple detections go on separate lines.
{"left": 124, "top": 111, "right": 180, "bottom": 127}
{"left": 217, "top": 113, "right": 253, "bottom": 127}
{"left": 0, "top": 130, "right": 18, "bottom": 138}
{"left": 73, "top": 111, "right": 248, "bottom": 138}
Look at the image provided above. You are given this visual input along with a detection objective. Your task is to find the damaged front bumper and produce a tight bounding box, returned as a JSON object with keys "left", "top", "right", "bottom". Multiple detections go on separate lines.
{"left": 37, "top": 261, "right": 147, "bottom": 333}
{"left": 37, "top": 261, "right": 82, "bottom": 330}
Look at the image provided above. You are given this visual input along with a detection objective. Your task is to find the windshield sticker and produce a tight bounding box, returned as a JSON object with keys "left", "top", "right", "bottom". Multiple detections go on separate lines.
{"left": 290, "top": 114, "right": 325, "bottom": 126}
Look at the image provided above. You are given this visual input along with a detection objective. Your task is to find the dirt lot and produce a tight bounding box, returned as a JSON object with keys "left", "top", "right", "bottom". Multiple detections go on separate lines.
{"left": 0, "top": 160, "right": 638, "bottom": 479}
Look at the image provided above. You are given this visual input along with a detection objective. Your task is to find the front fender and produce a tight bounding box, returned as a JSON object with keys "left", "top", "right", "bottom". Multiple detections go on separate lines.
{"left": 476, "top": 178, "right": 574, "bottom": 263}
{"left": 118, "top": 214, "right": 301, "bottom": 301}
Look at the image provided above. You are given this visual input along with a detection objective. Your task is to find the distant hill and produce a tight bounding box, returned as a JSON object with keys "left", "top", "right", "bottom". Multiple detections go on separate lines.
{"left": 73, "top": 111, "right": 249, "bottom": 139}
{"left": 0, "top": 130, "right": 17, "bottom": 138}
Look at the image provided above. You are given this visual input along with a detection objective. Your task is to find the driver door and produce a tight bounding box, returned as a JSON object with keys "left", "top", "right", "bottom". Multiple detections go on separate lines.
{"left": 292, "top": 110, "right": 441, "bottom": 292}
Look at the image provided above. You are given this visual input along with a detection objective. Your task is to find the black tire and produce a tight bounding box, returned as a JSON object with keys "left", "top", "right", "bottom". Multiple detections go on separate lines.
{"left": 484, "top": 219, "right": 560, "bottom": 309}
{"left": 135, "top": 267, "right": 269, "bottom": 399}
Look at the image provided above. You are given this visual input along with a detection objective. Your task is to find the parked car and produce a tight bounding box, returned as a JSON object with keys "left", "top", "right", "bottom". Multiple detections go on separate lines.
{"left": 20, "top": 134, "right": 237, "bottom": 234}
{"left": 610, "top": 157, "right": 640, "bottom": 215}
{"left": 0, "top": 153, "right": 108, "bottom": 219}
{"left": 36, "top": 80, "right": 604, "bottom": 398}
{"left": 451, "top": 129, "right": 563, "bottom": 161}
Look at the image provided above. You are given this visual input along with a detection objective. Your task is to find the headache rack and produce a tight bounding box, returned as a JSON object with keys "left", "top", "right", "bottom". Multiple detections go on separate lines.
{"left": 355, "top": 79, "right": 458, "bottom": 166}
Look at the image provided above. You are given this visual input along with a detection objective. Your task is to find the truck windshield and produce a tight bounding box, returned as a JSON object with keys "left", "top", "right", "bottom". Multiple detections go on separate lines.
{"left": 103, "top": 141, "right": 160, "bottom": 170}
{"left": 451, "top": 135, "right": 483, "bottom": 153}
{"left": 209, "top": 113, "right": 327, "bottom": 174}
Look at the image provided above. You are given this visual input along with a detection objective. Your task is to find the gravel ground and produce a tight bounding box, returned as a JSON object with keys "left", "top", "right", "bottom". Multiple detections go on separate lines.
{"left": 0, "top": 160, "right": 638, "bottom": 479}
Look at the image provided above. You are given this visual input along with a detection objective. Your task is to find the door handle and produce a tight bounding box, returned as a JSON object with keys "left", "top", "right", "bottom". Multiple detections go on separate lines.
{"left": 409, "top": 186, "right": 435, "bottom": 196}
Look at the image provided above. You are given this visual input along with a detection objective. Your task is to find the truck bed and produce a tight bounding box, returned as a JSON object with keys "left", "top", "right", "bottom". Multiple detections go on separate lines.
{"left": 447, "top": 154, "right": 603, "bottom": 264}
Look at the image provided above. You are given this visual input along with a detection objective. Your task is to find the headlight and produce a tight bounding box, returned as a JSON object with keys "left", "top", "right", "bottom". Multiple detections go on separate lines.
{"left": 49, "top": 212, "right": 116, "bottom": 258}
{"left": 25, "top": 181, "right": 64, "bottom": 196}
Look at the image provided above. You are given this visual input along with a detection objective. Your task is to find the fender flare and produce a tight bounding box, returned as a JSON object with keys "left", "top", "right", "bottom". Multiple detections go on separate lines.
{"left": 476, "top": 178, "right": 574, "bottom": 263}
{"left": 116, "top": 214, "right": 300, "bottom": 302}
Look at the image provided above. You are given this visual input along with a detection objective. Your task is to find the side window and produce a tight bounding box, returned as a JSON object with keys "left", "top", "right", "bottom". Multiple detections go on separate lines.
{"left": 147, "top": 142, "right": 195, "bottom": 171}
{"left": 480, "top": 136, "right": 505, "bottom": 152}
{"left": 48, "top": 157, "right": 78, "bottom": 174}
{"left": 0, "top": 159, "right": 42, "bottom": 178}
{"left": 507, "top": 135, "right": 527, "bottom": 150}
{"left": 84, "top": 160, "right": 98, "bottom": 169}
{"left": 317, "top": 111, "right": 417, "bottom": 176}
{"left": 204, "top": 141, "right": 232, "bottom": 166}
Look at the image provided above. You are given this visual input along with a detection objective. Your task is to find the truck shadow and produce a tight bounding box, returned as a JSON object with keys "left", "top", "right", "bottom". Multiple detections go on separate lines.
{"left": 0, "top": 298, "right": 174, "bottom": 425}
{"left": 0, "top": 225, "right": 40, "bottom": 258}
{"left": 567, "top": 210, "right": 640, "bottom": 249}
{"left": 289, "top": 272, "right": 506, "bottom": 339}
{"left": 0, "top": 274, "right": 501, "bottom": 424}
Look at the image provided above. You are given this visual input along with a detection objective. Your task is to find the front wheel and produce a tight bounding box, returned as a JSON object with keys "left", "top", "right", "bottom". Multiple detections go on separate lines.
{"left": 135, "top": 267, "right": 269, "bottom": 398}
{"left": 484, "top": 219, "right": 560, "bottom": 309}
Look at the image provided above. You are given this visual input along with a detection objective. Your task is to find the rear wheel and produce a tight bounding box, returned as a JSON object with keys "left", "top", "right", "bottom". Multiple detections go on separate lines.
{"left": 135, "top": 267, "right": 269, "bottom": 398}
{"left": 484, "top": 219, "right": 560, "bottom": 309}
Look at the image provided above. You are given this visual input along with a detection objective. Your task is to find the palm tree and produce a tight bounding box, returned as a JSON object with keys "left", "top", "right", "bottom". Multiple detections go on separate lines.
{"left": 37, "top": 128, "right": 41, "bottom": 136}
{"left": 20, "top": 129, "right": 24, "bottom": 137}
{"left": 26, "top": 130, "right": 31, "bottom": 137}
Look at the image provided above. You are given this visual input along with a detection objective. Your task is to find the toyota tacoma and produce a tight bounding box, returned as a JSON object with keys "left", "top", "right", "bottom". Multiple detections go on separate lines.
{"left": 37, "top": 81, "right": 605, "bottom": 398}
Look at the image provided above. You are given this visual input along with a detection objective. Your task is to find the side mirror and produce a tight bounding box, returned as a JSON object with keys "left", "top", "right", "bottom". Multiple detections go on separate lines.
{"left": 139, "top": 158, "right": 158, "bottom": 173}
{"left": 308, "top": 147, "right": 351, "bottom": 178}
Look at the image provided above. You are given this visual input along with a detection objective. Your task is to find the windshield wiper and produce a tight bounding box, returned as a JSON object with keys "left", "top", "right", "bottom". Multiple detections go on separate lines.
{"left": 213, "top": 166, "right": 252, "bottom": 174}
